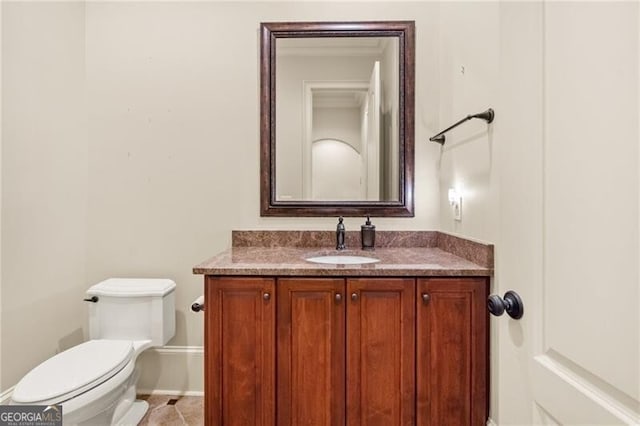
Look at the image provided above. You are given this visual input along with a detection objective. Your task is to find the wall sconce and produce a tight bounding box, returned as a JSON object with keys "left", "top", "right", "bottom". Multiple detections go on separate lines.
{"left": 448, "top": 188, "right": 462, "bottom": 221}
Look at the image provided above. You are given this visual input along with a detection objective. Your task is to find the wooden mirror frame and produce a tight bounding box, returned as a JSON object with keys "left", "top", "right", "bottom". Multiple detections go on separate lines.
{"left": 260, "top": 21, "right": 415, "bottom": 217}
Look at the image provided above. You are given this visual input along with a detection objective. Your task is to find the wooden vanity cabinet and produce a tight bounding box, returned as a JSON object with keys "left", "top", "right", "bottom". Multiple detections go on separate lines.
{"left": 417, "top": 278, "right": 489, "bottom": 426}
{"left": 276, "top": 278, "right": 345, "bottom": 426}
{"left": 204, "top": 276, "right": 488, "bottom": 426}
{"left": 204, "top": 276, "right": 276, "bottom": 426}
{"left": 276, "top": 278, "right": 415, "bottom": 426}
{"left": 346, "top": 278, "right": 415, "bottom": 426}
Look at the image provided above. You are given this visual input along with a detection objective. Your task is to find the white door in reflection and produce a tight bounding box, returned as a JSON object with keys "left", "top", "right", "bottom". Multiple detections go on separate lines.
{"left": 364, "top": 61, "right": 380, "bottom": 200}
{"left": 311, "top": 139, "right": 362, "bottom": 200}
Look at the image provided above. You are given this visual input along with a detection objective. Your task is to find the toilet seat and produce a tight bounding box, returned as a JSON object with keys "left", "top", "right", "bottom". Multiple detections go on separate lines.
{"left": 12, "top": 340, "right": 133, "bottom": 406}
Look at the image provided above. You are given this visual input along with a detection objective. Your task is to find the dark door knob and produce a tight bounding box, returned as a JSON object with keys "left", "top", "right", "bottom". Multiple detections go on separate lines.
{"left": 488, "top": 290, "right": 524, "bottom": 319}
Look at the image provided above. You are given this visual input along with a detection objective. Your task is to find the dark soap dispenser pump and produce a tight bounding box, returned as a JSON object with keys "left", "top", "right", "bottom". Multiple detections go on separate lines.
{"left": 361, "top": 216, "right": 375, "bottom": 250}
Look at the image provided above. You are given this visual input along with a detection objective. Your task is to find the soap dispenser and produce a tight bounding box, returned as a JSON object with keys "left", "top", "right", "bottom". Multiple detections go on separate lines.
{"left": 361, "top": 216, "right": 376, "bottom": 250}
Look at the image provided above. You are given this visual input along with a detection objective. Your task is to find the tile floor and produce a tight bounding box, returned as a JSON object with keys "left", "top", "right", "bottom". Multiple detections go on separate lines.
{"left": 137, "top": 395, "right": 204, "bottom": 425}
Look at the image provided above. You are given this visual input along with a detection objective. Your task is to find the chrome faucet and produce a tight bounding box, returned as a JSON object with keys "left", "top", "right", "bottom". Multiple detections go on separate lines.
{"left": 336, "top": 217, "right": 346, "bottom": 250}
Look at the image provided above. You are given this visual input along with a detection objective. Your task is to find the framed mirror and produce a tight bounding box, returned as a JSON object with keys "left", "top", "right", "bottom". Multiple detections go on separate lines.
{"left": 260, "top": 21, "right": 415, "bottom": 217}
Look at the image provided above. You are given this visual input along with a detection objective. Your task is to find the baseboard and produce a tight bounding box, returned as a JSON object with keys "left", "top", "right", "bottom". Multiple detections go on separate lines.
{"left": 137, "top": 345, "right": 204, "bottom": 396}
{"left": 0, "top": 386, "right": 15, "bottom": 405}
{"left": 486, "top": 418, "right": 497, "bottom": 426}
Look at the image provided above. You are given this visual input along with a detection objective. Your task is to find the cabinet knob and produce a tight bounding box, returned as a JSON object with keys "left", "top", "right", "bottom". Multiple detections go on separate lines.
{"left": 421, "top": 293, "right": 430, "bottom": 303}
{"left": 263, "top": 292, "right": 271, "bottom": 301}
{"left": 351, "top": 292, "right": 359, "bottom": 301}
{"left": 335, "top": 293, "right": 342, "bottom": 302}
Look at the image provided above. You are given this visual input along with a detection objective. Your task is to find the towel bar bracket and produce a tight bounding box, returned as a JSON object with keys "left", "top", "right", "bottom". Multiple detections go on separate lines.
{"left": 429, "top": 108, "right": 494, "bottom": 145}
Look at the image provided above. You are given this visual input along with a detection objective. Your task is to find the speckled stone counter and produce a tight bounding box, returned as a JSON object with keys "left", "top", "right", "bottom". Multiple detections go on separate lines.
{"left": 193, "top": 231, "right": 493, "bottom": 277}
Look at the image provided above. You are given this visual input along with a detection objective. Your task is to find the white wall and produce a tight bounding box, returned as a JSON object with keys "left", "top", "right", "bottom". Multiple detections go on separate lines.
{"left": 436, "top": 1, "right": 499, "bottom": 239}
{"left": 1, "top": 1, "right": 88, "bottom": 391}
{"left": 82, "top": 2, "right": 439, "bottom": 395}
{"left": 0, "top": 0, "right": 455, "bottom": 400}
{"left": 0, "top": 0, "right": 440, "bottom": 397}
{"left": 313, "top": 107, "right": 362, "bottom": 151}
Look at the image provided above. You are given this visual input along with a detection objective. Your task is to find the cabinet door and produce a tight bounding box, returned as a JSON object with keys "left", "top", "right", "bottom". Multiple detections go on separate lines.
{"left": 277, "top": 278, "right": 346, "bottom": 426}
{"left": 417, "top": 278, "right": 489, "bottom": 426}
{"left": 205, "top": 276, "right": 275, "bottom": 426}
{"left": 346, "top": 278, "right": 416, "bottom": 426}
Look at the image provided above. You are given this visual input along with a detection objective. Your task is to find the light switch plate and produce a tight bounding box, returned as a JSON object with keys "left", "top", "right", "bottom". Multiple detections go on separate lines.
{"left": 452, "top": 199, "right": 462, "bottom": 221}
{"left": 448, "top": 188, "right": 462, "bottom": 221}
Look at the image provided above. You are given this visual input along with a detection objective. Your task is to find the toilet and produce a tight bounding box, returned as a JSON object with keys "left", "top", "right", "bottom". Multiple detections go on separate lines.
{"left": 11, "top": 278, "right": 176, "bottom": 426}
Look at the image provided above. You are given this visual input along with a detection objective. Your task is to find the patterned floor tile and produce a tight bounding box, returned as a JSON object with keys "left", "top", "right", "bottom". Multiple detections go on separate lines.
{"left": 137, "top": 395, "right": 203, "bottom": 425}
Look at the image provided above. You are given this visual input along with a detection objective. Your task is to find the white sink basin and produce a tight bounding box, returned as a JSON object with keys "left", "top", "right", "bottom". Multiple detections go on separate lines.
{"left": 305, "top": 255, "right": 380, "bottom": 265}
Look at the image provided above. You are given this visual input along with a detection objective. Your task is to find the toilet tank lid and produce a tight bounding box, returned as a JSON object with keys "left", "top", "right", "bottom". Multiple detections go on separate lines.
{"left": 87, "top": 278, "right": 176, "bottom": 297}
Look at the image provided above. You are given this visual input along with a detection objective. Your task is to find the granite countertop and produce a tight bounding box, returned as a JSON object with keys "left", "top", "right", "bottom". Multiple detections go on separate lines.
{"left": 193, "top": 231, "right": 493, "bottom": 277}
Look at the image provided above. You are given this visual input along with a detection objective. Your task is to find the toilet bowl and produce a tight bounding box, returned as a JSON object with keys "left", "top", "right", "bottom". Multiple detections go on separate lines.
{"left": 11, "top": 278, "right": 176, "bottom": 426}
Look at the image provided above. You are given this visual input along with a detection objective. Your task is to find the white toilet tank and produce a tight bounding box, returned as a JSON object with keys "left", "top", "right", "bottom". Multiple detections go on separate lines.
{"left": 86, "top": 278, "right": 176, "bottom": 346}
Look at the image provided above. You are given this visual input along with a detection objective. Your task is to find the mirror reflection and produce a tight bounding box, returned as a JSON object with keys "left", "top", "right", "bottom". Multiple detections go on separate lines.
{"left": 260, "top": 21, "right": 414, "bottom": 217}
{"left": 275, "top": 37, "right": 400, "bottom": 202}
